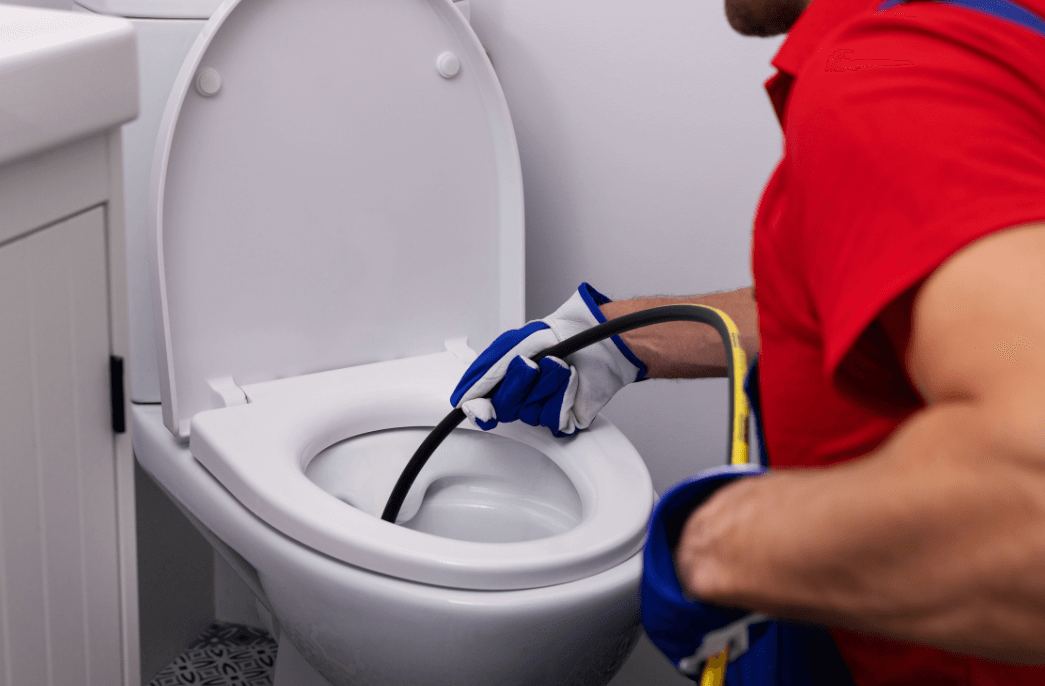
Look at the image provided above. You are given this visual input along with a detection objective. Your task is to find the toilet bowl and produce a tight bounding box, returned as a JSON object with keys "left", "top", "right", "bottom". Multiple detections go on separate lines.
{"left": 139, "top": 0, "right": 656, "bottom": 683}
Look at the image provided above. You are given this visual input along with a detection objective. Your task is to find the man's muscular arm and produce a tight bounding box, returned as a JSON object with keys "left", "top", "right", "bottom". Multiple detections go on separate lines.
{"left": 675, "top": 223, "right": 1045, "bottom": 662}
{"left": 600, "top": 287, "right": 760, "bottom": 378}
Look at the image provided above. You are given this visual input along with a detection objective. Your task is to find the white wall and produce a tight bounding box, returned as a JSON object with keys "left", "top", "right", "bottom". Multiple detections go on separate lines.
{"left": 469, "top": 0, "right": 784, "bottom": 492}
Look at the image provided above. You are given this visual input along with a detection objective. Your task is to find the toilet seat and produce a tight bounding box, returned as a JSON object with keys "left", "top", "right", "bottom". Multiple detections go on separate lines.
{"left": 190, "top": 350, "right": 653, "bottom": 591}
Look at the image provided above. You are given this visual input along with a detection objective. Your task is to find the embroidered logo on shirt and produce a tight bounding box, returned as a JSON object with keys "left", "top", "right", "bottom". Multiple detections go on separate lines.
{"left": 825, "top": 48, "right": 915, "bottom": 71}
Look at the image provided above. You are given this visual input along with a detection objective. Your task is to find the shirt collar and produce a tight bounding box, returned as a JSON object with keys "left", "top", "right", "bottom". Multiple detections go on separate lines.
{"left": 773, "top": 0, "right": 883, "bottom": 76}
{"left": 764, "top": 0, "right": 885, "bottom": 125}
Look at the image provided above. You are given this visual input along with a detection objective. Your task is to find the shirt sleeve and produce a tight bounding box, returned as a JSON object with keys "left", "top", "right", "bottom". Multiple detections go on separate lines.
{"left": 783, "top": 1, "right": 1045, "bottom": 390}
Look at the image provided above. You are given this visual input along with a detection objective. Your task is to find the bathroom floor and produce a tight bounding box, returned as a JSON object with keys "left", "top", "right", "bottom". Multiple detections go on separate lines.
{"left": 148, "top": 622, "right": 277, "bottom": 686}
{"left": 146, "top": 620, "right": 693, "bottom": 686}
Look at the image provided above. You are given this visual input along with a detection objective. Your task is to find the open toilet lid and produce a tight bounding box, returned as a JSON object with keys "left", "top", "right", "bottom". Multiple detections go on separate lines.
{"left": 150, "top": 0, "right": 525, "bottom": 437}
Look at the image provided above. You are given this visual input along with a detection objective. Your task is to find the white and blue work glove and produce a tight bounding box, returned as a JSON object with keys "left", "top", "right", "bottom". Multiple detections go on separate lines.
{"left": 642, "top": 464, "right": 773, "bottom": 679}
{"left": 450, "top": 283, "right": 647, "bottom": 437}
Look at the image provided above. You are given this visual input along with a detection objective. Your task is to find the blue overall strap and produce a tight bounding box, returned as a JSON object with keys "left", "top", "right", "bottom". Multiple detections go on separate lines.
{"left": 743, "top": 357, "right": 770, "bottom": 467}
{"left": 878, "top": 0, "right": 1045, "bottom": 38}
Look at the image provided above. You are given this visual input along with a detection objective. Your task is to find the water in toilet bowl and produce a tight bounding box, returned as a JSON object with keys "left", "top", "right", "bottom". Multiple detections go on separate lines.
{"left": 305, "top": 428, "right": 583, "bottom": 544}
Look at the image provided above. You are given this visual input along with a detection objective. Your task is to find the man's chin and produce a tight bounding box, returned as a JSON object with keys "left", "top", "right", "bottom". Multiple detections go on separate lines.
{"left": 725, "top": 0, "right": 806, "bottom": 36}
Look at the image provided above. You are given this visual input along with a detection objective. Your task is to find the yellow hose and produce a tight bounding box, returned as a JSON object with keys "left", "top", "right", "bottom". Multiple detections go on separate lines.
{"left": 686, "top": 305, "right": 749, "bottom": 686}
{"left": 700, "top": 647, "right": 730, "bottom": 686}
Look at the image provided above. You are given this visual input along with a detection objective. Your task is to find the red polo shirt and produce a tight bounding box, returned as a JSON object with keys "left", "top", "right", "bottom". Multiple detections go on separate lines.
{"left": 751, "top": 0, "right": 1045, "bottom": 680}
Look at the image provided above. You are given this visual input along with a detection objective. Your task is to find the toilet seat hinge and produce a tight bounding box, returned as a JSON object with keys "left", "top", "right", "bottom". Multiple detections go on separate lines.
{"left": 208, "top": 376, "right": 248, "bottom": 409}
{"left": 444, "top": 337, "right": 478, "bottom": 365}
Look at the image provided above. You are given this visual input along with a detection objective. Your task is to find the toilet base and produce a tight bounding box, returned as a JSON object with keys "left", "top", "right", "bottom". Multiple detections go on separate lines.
{"left": 131, "top": 405, "right": 645, "bottom": 686}
{"left": 274, "top": 633, "right": 335, "bottom": 686}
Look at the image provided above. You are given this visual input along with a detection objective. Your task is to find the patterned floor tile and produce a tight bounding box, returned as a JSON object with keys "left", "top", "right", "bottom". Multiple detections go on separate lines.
{"left": 149, "top": 622, "right": 278, "bottom": 686}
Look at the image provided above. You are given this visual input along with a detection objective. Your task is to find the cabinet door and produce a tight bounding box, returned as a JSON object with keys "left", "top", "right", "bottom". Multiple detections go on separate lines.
{"left": 0, "top": 206, "right": 123, "bottom": 686}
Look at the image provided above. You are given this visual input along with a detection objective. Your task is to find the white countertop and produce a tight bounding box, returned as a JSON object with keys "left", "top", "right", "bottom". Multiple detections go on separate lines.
{"left": 0, "top": 4, "right": 138, "bottom": 166}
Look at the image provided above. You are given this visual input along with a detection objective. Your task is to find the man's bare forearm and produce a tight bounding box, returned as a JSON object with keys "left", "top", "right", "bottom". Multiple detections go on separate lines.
{"left": 675, "top": 396, "right": 1045, "bottom": 662}
{"left": 599, "top": 287, "right": 759, "bottom": 378}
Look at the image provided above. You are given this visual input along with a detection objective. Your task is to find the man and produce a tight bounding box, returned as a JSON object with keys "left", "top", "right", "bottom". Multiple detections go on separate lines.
{"left": 450, "top": 0, "right": 1045, "bottom": 679}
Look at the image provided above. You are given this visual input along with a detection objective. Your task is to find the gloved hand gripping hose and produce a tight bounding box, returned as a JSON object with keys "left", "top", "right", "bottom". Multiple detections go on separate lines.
{"left": 381, "top": 304, "right": 750, "bottom": 686}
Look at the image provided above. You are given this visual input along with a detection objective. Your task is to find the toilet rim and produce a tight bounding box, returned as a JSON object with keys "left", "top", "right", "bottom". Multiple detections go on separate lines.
{"left": 189, "top": 352, "right": 654, "bottom": 591}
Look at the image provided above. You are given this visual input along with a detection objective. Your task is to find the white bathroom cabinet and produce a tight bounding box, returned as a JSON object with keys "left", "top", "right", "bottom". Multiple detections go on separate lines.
{"left": 0, "top": 133, "right": 139, "bottom": 686}
{"left": 0, "top": 6, "right": 140, "bottom": 681}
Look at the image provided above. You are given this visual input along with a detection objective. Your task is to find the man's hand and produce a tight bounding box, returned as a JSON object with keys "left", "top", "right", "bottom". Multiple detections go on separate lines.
{"left": 450, "top": 283, "right": 646, "bottom": 436}
{"left": 674, "top": 222, "right": 1045, "bottom": 662}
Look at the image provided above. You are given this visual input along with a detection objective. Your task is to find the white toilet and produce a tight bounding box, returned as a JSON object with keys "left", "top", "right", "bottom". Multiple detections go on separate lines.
{"left": 130, "top": 0, "right": 656, "bottom": 683}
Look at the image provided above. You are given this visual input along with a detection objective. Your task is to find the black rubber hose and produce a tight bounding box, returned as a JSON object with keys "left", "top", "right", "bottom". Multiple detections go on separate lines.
{"left": 380, "top": 305, "right": 741, "bottom": 523}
